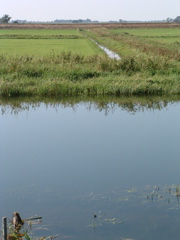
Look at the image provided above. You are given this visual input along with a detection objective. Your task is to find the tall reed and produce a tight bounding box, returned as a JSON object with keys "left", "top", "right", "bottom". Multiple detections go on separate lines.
{"left": 0, "top": 52, "right": 179, "bottom": 97}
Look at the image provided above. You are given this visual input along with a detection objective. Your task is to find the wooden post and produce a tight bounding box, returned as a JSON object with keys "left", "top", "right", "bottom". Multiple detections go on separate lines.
{"left": 2, "top": 217, "right": 7, "bottom": 240}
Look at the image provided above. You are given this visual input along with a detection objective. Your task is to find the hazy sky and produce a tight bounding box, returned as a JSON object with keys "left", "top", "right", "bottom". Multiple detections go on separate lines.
{"left": 1, "top": 0, "right": 179, "bottom": 22}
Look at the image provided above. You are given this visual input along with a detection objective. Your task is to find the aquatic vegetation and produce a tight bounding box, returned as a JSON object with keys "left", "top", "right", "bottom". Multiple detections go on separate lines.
{"left": 1, "top": 214, "right": 59, "bottom": 240}
{"left": 86, "top": 184, "right": 180, "bottom": 209}
{"left": 2, "top": 184, "right": 180, "bottom": 238}
{"left": 88, "top": 210, "right": 125, "bottom": 230}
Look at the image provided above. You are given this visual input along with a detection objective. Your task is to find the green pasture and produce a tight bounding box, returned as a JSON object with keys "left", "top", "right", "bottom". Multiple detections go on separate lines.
{"left": 0, "top": 38, "right": 103, "bottom": 56}
{"left": 110, "top": 28, "right": 180, "bottom": 37}
{"left": 110, "top": 28, "right": 180, "bottom": 44}
{"left": 0, "top": 29, "right": 104, "bottom": 56}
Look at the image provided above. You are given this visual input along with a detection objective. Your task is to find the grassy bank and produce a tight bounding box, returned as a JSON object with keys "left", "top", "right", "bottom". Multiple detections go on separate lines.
{"left": 0, "top": 52, "right": 179, "bottom": 97}
{"left": 0, "top": 28, "right": 179, "bottom": 97}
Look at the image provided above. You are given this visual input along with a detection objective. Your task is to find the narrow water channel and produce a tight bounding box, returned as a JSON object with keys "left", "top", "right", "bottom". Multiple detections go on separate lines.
{"left": 96, "top": 43, "right": 121, "bottom": 60}
{"left": 90, "top": 38, "right": 121, "bottom": 60}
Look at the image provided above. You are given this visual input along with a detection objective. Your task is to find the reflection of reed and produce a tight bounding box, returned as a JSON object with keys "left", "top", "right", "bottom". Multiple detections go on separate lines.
{"left": 1, "top": 95, "right": 180, "bottom": 115}
{"left": 176, "top": 186, "right": 180, "bottom": 202}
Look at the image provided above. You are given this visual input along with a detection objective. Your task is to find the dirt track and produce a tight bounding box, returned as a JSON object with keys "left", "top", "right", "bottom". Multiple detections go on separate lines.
{"left": 0, "top": 22, "right": 179, "bottom": 29}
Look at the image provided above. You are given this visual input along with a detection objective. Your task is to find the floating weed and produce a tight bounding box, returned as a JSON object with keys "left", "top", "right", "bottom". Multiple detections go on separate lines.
{"left": 86, "top": 184, "right": 180, "bottom": 213}
{"left": 125, "top": 188, "right": 137, "bottom": 193}
{"left": 88, "top": 211, "right": 125, "bottom": 230}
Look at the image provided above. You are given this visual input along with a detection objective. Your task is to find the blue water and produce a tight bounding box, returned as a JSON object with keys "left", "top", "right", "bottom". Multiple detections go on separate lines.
{"left": 1, "top": 99, "right": 180, "bottom": 240}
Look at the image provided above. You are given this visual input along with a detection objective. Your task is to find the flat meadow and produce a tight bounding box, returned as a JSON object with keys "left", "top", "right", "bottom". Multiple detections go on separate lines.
{"left": 109, "top": 27, "right": 180, "bottom": 44}
{"left": 0, "top": 24, "right": 179, "bottom": 97}
{"left": 110, "top": 28, "right": 180, "bottom": 37}
{"left": 0, "top": 29, "right": 103, "bottom": 56}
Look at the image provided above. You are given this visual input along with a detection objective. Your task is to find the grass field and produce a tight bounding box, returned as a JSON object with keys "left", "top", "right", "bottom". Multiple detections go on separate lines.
{"left": 109, "top": 28, "right": 180, "bottom": 45}
{"left": 0, "top": 25, "right": 179, "bottom": 97}
{"left": 0, "top": 29, "right": 103, "bottom": 56}
{"left": 0, "top": 38, "right": 102, "bottom": 56}
{"left": 110, "top": 28, "right": 180, "bottom": 37}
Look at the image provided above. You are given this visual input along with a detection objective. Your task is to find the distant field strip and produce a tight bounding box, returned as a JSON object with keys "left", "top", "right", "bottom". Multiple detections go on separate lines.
{"left": 146, "top": 37, "right": 180, "bottom": 44}
{"left": 110, "top": 28, "right": 180, "bottom": 44}
{"left": 110, "top": 28, "right": 180, "bottom": 37}
{"left": 0, "top": 34, "right": 84, "bottom": 39}
{"left": 0, "top": 39, "right": 103, "bottom": 56}
{"left": 0, "top": 29, "right": 82, "bottom": 35}
{"left": 0, "top": 29, "right": 103, "bottom": 56}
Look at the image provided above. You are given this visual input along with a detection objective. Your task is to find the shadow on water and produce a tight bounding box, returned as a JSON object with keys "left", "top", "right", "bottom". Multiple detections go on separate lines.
{"left": 1, "top": 95, "right": 180, "bottom": 115}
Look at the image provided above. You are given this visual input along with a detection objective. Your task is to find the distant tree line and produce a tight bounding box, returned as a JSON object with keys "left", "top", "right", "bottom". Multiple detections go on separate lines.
{"left": 54, "top": 19, "right": 99, "bottom": 23}
{"left": 12, "top": 19, "right": 27, "bottom": 24}
{"left": 0, "top": 14, "right": 180, "bottom": 24}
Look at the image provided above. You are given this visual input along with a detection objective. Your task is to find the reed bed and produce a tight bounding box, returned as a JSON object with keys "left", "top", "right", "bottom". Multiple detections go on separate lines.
{"left": 0, "top": 51, "right": 179, "bottom": 97}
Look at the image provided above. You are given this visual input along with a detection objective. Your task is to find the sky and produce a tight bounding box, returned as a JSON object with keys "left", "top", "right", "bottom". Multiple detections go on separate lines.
{"left": 1, "top": 0, "right": 179, "bottom": 22}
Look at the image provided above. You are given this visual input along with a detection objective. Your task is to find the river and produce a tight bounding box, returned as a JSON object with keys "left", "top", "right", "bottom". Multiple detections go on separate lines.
{"left": 0, "top": 96, "right": 180, "bottom": 240}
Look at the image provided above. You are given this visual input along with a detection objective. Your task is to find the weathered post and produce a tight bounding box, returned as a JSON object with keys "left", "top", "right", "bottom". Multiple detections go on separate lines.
{"left": 2, "top": 217, "right": 7, "bottom": 240}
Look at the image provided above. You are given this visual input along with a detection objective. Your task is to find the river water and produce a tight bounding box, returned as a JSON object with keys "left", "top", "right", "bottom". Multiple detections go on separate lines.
{"left": 0, "top": 97, "right": 180, "bottom": 240}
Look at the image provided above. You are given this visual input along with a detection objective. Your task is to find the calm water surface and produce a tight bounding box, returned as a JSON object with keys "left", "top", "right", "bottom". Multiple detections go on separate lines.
{"left": 0, "top": 98, "right": 180, "bottom": 240}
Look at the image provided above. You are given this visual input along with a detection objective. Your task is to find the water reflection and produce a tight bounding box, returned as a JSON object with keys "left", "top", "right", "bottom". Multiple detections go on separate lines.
{"left": 1, "top": 95, "right": 180, "bottom": 240}
{"left": 0, "top": 95, "right": 180, "bottom": 115}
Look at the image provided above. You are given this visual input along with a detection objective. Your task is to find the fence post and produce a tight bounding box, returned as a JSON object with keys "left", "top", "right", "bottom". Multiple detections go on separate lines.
{"left": 2, "top": 217, "right": 7, "bottom": 240}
